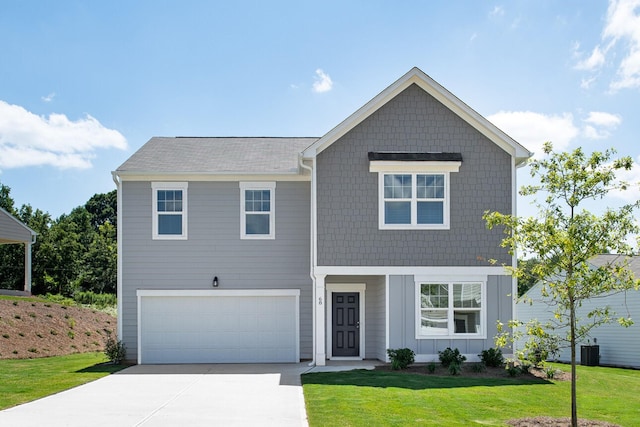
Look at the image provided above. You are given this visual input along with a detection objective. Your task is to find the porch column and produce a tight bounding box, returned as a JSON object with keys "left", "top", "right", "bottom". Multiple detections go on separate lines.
{"left": 24, "top": 242, "right": 32, "bottom": 294}
{"left": 315, "top": 274, "right": 327, "bottom": 366}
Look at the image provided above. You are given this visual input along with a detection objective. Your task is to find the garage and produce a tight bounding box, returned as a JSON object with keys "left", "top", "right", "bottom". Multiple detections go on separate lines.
{"left": 137, "top": 289, "right": 300, "bottom": 364}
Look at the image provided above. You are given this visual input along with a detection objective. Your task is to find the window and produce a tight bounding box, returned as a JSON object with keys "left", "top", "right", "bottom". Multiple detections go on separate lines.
{"left": 369, "top": 158, "right": 460, "bottom": 230}
{"left": 152, "top": 182, "right": 188, "bottom": 240}
{"left": 416, "top": 280, "right": 485, "bottom": 338}
{"left": 383, "top": 173, "right": 446, "bottom": 226}
{"left": 240, "top": 182, "right": 275, "bottom": 239}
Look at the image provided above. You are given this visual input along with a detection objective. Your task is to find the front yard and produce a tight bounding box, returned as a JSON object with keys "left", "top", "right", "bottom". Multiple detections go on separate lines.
{"left": 302, "top": 363, "right": 640, "bottom": 426}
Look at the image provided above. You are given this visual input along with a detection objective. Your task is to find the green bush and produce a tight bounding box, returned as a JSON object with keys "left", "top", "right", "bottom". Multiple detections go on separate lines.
{"left": 386, "top": 348, "right": 415, "bottom": 370}
{"left": 438, "top": 347, "right": 466, "bottom": 367}
{"left": 471, "top": 363, "right": 486, "bottom": 373}
{"left": 479, "top": 348, "right": 504, "bottom": 367}
{"left": 104, "top": 337, "right": 126, "bottom": 364}
{"left": 448, "top": 362, "right": 462, "bottom": 376}
{"left": 426, "top": 363, "right": 436, "bottom": 374}
{"left": 73, "top": 291, "right": 117, "bottom": 308}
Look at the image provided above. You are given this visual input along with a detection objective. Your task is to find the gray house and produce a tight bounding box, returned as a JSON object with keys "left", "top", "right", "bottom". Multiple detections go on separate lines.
{"left": 113, "top": 67, "right": 531, "bottom": 365}
{"left": 0, "top": 207, "right": 36, "bottom": 294}
{"left": 517, "top": 255, "right": 640, "bottom": 368}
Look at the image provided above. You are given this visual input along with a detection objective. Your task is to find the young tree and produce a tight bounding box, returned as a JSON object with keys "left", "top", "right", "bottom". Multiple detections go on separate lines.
{"left": 484, "top": 143, "right": 640, "bottom": 427}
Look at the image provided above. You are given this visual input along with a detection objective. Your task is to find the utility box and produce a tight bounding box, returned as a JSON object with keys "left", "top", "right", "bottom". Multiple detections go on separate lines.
{"left": 580, "top": 345, "right": 600, "bottom": 366}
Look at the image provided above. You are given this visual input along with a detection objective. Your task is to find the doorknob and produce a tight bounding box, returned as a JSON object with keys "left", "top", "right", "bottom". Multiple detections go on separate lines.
{"left": 356, "top": 321, "right": 360, "bottom": 329}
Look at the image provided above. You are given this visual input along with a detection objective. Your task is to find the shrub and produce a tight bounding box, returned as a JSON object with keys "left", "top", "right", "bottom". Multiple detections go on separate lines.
{"left": 426, "top": 363, "right": 437, "bottom": 374}
{"left": 479, "top": 348, "right": 504, "bottom": 367}
{"left": 506, "top": 363, "right": 520, "bottom": 377}
{"left": 387, "top": 348, "right": 415, "bottom": 370}
{"left": 448, "top": 362, "right": 462, "bottom": 376}
{"left": 104, "top": 337, "right": 127, "bottom": 364}
{"left": 43, "top": 293, "right": 75, "bottom": 306}
{"left": 438, "top": 347, "right": 466, "bottom": 367}
{"left": 471, "top": 363, "right": 486, "bottom": 373}
{"left": 73, "top": 291, "right": 117, "bottom": 309}
{"left": 545, "top": 367, "right": 559, "bottom": 379}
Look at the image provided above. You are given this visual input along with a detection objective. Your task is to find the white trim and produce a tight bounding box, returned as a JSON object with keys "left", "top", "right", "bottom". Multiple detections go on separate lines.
{"left": 315, "top": 274, "right": 327, "bottom": 365}
{"left": 239, "top": 182, "right": 276, "bottom": 239}
{"left": 369, "top": 161, "right": 461, "bottom": 173}
{"left": 151, "top": 182, "right": 188, "bottom": 240}
{"left": 112, "top": 172, "right": 124, "bottom": 341}
{"left": 313, "top": 266, "right": 507, "bottom": 276}
{"left": 326, "top": 283, "right": 366, "bottom": 360}
{"left": 136, "top": 288, "right": 301, "bottom": 364}
{"left": 376, "top": 172, "right": 451, "bottom": 230}
{"left": 414, "top": 277, "right": 487, "bottom": 340}
{"left": 116, "top": 172, "right": 309, "bottom": 182}
{"left": 137, "top": 289, "right": 300, "bottom": 297}
{"left": 384, "top": 274, "right": 390, "bottom": 363}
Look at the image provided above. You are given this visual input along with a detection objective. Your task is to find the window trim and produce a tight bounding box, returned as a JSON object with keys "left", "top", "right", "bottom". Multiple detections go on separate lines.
{"left": 239, "top": 182, "right": 276, "bottom": 240}
{"left": 151, "top": 182, "right": 188, "bottom": 240}
{"left": 370, "top": 161, "right": 460, "bottom": 230}
{"left": 414, "top": 276, "right": 486, "bottom": 339}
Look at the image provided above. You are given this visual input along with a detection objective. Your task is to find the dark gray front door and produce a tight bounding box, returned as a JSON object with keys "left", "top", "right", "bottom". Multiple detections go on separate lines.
{"left": 332, "top": 292, "right": 359, "bottom": 357}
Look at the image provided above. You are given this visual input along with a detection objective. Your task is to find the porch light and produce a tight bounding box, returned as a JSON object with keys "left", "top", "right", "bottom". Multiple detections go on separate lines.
{"left": 213, "top": 276, "right": 219, "bottom": 287}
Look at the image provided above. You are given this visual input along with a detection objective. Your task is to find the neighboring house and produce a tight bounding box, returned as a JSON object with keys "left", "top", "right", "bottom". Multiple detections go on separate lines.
{"left": 113, "top": 67, "right": 532, "bottom": 365}
{"left": 0, "top": 207, "right": 37, "bottom": 294}
{"left": 517, "top": 254, "right": 640, "bottom": 368}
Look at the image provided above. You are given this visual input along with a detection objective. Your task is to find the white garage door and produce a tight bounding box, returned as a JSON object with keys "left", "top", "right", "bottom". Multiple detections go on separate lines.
{"left": 137, "top": 289, "right": 300, "bottom": 364}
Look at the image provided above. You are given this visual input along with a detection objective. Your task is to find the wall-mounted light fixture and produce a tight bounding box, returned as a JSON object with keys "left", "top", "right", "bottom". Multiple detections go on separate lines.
{"left": 212, "top": 276, "right": 219, "bottom": 287}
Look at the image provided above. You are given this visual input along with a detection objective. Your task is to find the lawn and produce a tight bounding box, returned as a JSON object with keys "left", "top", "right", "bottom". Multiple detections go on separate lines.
{"left": 302, "top": 363, "right": 640, "bottom": 426}
{"left": 0, "top": 352, "right": 127, "bottom": 410}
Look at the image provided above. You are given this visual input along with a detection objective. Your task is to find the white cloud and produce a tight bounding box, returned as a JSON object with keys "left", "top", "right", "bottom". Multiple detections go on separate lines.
{"left": 575, "top": 0, "right": 640, "bottom": 91}
{"left": 574, "top": 46, "right": 606, "bottom": 71}
{"left": 609, "top": 155, "right": 640, "bottom": 203}
{"left": 41, "top": 92, "right": 56, "bottom": 103}
{"left": 0, "top": 100, "right": 127, "bottom": 170}
{"left": 584, "top": 111, "right": 622, "bottom": 127}
{"left": 488, "top": 111, "right": 579, "bottom": 157}
{"left": 489, "top": 6, "right": 505, "bottom": 18}
{"left": 312, "top": 69, "right": 333, "bottom": 93}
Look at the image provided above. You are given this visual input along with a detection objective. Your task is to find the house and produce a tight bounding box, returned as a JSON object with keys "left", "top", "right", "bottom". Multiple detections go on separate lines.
{"left": 517, "top": 254, "right": 640, "bottom": 368}
{"left": 112, "top": 67, "right": 532, "bottom": 365}
{"left": 0, "top": 207, "right": 36, "bottom": 295}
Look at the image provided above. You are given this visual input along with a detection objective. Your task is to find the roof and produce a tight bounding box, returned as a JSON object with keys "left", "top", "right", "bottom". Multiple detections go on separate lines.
{"left": 116, "top": 137, "right": 318, "bottom": 177}
{"left": 588, "top": 254, "right": 640, "bottom": 276}
{"left": 0, "top": 207, "right": 36, "bottom": 244}
{"left": 303, "top": 67, "right": 532, "bottom": 165}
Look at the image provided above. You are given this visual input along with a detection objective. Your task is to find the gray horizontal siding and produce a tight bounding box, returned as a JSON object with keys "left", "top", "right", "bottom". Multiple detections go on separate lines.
{"left": 0, "top": 211, "right": 33, "bottom": 243}
{"left": 316, "top": 83, "right": 512, "bottom": 267}
{"left": 388, "top": 274, "right": 512, "bottom": 358}
{"left": 120, "top": 181, "right": 312, "bottom": 360}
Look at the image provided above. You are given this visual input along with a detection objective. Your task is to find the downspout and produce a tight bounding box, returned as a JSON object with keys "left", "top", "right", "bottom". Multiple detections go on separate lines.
{"left": 111, "top": 171, "right": 124, "bottom": 341}
{"left": 299, "top": 154, "right": 316, "bottom": 367}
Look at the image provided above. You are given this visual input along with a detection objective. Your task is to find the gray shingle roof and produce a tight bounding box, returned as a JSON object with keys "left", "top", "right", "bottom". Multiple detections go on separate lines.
{"left": 116, "top": 137, "right": 318, "bottom": 175}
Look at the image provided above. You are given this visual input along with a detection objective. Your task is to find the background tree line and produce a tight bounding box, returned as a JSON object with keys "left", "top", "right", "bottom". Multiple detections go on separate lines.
{"left": 0, "top": 181, "right": 116, "bottom": 296}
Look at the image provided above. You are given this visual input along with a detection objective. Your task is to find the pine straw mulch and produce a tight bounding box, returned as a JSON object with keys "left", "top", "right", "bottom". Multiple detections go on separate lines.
{"left": 0, "top": 298, "right": 117, "bottom": 359}
{"left": 376, "top": 363, "right": 620, "bottom": 427}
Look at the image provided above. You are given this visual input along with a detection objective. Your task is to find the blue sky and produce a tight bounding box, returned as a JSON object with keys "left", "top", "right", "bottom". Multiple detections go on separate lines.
{"left": 1, "top": 0, "right": 639, "bottom": 218}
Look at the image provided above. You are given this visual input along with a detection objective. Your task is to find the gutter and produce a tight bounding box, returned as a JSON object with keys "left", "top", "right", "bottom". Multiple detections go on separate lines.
{"left": 298, "top": 154, "right": 317, "bottom": 368}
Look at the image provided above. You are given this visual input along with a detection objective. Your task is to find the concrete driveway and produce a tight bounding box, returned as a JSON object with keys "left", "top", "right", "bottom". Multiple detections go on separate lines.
{"left": 0, "top": 361, "right": 377, "bottom": 427}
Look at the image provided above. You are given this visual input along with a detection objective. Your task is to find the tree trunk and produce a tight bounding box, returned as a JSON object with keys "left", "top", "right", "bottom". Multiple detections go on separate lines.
{"left": 570, "top": 299, "right": 578, "bottom": 427}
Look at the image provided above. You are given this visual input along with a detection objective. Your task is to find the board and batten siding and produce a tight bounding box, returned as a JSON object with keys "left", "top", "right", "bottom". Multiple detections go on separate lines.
{"left": 315, "top": 83, "right": 512, "bottom": 267}
{"left": 120, "top": 180, "right": 312, "bottom": 359}
{"left": 517, "top": 284, "right": 640, "bottom": 368}
{"left": 388, "top": 274, "right": 512, "bottom": 359}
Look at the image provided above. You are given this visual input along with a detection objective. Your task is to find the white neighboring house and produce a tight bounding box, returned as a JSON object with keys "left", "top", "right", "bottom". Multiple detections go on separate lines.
{"left": 517, "top": 254, "right": 640, "bottom": 368}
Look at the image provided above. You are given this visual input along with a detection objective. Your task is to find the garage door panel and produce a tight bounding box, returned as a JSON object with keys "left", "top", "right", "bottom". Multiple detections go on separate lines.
{"left": 139, "top": 291, "right": 299, "bottom": 364}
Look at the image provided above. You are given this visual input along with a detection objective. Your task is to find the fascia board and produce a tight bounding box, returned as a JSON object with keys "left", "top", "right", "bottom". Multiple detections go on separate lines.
{"left": 113, "top": 171, "right": 310, "bottom": 182}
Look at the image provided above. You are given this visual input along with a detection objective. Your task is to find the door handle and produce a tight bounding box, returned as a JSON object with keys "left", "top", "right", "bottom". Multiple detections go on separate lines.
{"left": 356, "top": 321, "right": 360, "bottom": 329}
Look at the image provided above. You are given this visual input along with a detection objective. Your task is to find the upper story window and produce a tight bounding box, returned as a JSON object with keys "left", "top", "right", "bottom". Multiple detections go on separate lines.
{"left": 152, "top": 182, "right": 188, "bottom": 240}
{"left": 415, "top": 277, "right": 486, "bottom": 339}
{"left": 240, "top": 182, "right": 275, "bottom": 239}
{"left": 369, "top": 152, "right": 461, "bottom": 230}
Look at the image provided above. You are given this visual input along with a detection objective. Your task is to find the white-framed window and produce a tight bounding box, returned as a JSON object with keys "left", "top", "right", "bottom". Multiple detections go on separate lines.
{"left": 152, "top": 182, "right": 188, "bottom": 240}
{"left": 240, "top": 182, "right": 275, "bottom": 239}
{"left": 370, "top": 160, "right": 460, "bottom": 230}
{"left": 415, "top": 278, "right": 486, "bottom": 338}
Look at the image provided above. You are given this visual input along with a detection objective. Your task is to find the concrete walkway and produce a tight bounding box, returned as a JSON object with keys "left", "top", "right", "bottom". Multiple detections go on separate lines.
{"left": 0, "top": 361, "right": 378, "bottom": 427}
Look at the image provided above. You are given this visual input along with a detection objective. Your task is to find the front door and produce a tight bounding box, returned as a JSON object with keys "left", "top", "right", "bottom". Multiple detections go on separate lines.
{"left": 332, "top": 292, "right": 359, "bottom": 357}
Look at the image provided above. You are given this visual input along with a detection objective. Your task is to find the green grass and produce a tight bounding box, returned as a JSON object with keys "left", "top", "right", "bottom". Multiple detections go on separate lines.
{"left": 0, "top": 352, "right": 127, "bottom": 410}
{"left": 302, "top": 363, "right": 640, "bottom": 426}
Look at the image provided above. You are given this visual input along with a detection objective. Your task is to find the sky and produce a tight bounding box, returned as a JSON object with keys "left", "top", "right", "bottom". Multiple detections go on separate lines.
{"left": 0, "top": 0, "right": 639, "bottom": 219}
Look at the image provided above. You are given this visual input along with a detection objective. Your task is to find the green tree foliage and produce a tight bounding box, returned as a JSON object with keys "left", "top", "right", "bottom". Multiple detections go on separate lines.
{"left": 484, "top": 143, "right": 640, "bottom": 427}
{"left": 0, "top": 182, "right": 117, "bottom": 296}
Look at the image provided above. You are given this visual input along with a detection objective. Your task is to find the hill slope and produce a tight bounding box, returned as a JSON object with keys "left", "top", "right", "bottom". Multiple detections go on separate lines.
{"left": 0, "top": 298, "right": 117, "bottom": 359}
